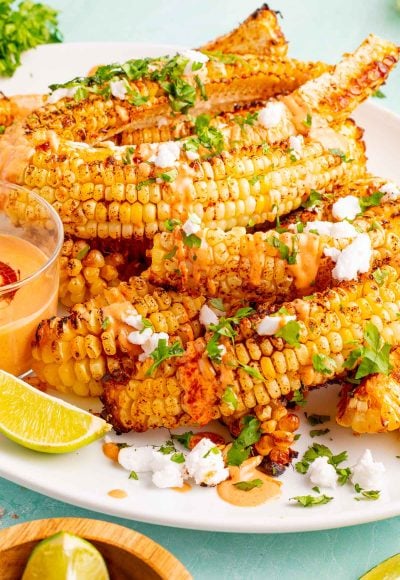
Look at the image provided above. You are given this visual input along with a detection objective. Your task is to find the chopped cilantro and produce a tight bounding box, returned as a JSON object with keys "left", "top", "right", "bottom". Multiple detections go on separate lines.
{"left": 294, "top": 433, "right": 301, "bottom": 441}
{"left": 343, "top": 322, "right": 392, "bottom": 380}
{"left": 193, "top": 114, "right": 224, "bottom": 155}
{"left": 372, "top": 89, "right": 386, "bottom": 99}
{"left": 312, "top": 353, "right": 336, "bottom": 375}
{"left": 306, "top": 414, "right": 330, "bottom": 426}
{"left": 267, "top": 235, "right": 297, "bottom": 264}
{"left": 0, "top": 125, "right": 5, "bottom": 134}
{"left": 337, "top": 467, "right": 351, "bottom": 485}
{"left": 171, "top": 452, "right": 185, "bottom": 464}
{"left": 238, "top": 363, "right": 264, "bottom": 381}
{"left": 275, "top": 320, "right": 301, "bottom": 347}
{"left": 182, "top": 232, "right": 202, "bottom": 248}
{"left": 261, "top": 143, "right": 270, "bottom": 154}
{"left": 76, "top": 244, "right": 90, "bottom": 260}
{"left": 101, "top": 317, "right": 111, "bottom": 331}
{"left": 163, "top": 246, "right": 177, "bottom": 261}
{"left": 165, "top": 218, "right": 181, "bottom": 232}
{"left": 160, "top": 169, "right": 178, "bottom": 183}
{"left": 249, "top": 175, "right": 260, "bottom": 186}
{"left": 227, "top": 415, "right": 261, "bottom": 466}
{"left": 145, "top": 339, "right": 185, "bottom": 376}
{"left": 194, "top": 74, "right": 208, "bottom": 100}
{"left": 122, "top": 146, "right": 135, "bottom": 165}
{"left": 129, "top": 470, "right": 138, "bottom": 480}
{"left": 372, "top": 268, "right": 389, "bottom": 287}
{"left": 203, "top": 446, "right": 220, "bottom": 458}
{"left": 172, "top": 431, "right": 193, "bottom": 449}
{"left": 74, "top": 86, "right": 88, "bottom": 102}
{"left": 137, "top": 178, "right": 156, "bottom": 190}
{"left": 301, "top": 189, "right": 322, "bottom": 209}
{"left": 291, "top": 390, "right": 307, "bottom": 406}
{"left": 290, "top": 494, "right": 333, "bottom": 507}
{"left": 206, "top": 306, "right": 255, "bottom": 362}
{"left": 235, "top": 111, "right": 259, "bottom": 128}
{"left": 359, "top": 191, "right": 384, "bottom": 212}
{"left": 296, "top": 221, "right": 305, "bottom": 233}
{"left": 159, "top": 440, "right": 175, "bottom": 454}
{"left": 310, "top": 428, "right": 330, "bottom": 438}
{"left": 328, "top": 148, "right": 353, "bottom": 163}
{"left": 221, "top": 386, "right": 238, "bottom": 410}
{"left": 312, "top": 486, "right": 320, "bottom": 493}
{"left": 295, "top": 443, "right": 348, "bottom": 477}
{"left": 354, "top": 484, "right": 380, "bottom": 501}
{"left": 209, "top": 298, "right": 225, "bottom": 312}
{"left": 202, "top": 50, "right": 238, "bottom": 64}
{"left": 160, "top": 77, "right": 196, "bottom": 113}
{"left": 140, "top": 318, "right": 154, "bottom": 333}
{"left": 233, "top": 479, "right": 263, "bottom": 491}
{"left": 303, "top": 113, "right": 312, "bottom": 127}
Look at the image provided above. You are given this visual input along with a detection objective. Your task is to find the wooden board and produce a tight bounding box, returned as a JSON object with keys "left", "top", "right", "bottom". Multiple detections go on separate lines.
{"left": 0, "top": 517, "right": 192, "bottom": 580}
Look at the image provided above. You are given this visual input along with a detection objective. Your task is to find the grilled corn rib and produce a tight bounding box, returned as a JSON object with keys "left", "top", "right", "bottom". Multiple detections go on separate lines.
{"left": 101, "top": 260, "right": 400, "bottom": 437}
{"left": 0, "top": 93, "right": 45, "bottom": 130}
{"left": 200, "top": 4, "right": 288, "bottom": 57}
{"left": 336, "top": 347, "right": 400, "bottom": 433}
{"left": 32, "top": 277, "right": 205, "bottom": 396}
{"left": 148, "top": 178, "right": 400, "bottom": 301}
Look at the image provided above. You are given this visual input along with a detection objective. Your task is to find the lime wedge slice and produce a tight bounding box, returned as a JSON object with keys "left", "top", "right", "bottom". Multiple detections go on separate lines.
{"left": 360, "top": 553, "right": 400, "bottom": 579}
{"left": 0, "top": 370, "right": 110, "bottom": 453}
{"left": 22, "top": 531, "right": 110, "bottom": 580}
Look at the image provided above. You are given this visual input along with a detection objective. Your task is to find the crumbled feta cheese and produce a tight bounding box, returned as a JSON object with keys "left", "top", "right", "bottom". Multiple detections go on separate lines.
{"left": 323, "top": 247, "right": 341, "bottom": 262}
{"left": 139, "top": 331, "right": 169, "bottom": 362}
{"left": 185, "top": 149, "right": 200, "bottom": 161}
{"left": 152, "top": 141, "right": 181, "bottom": 168}
{"left": 331, "top": 234, "right": 372, "bottom": 282}
{"left": 289, "top": 135, "right": 304, "bottom": 159}
{"left": 182, "top": 213, "right": 201, "bottom": 235}
{"left": 157, "top": 117, "right": 168, "bottom": 127}
{"left": 256, "top": 314, "right": 296, "bottom": 336}
{"left": 217, "top": 344, "right": 226, "bottom": 357}
{"left": 110, "top": 79, "right": 128, "bottom": 100}
{"left": 127, "top": 327, "right": 153, "bottom": 346}
{"left": 351, "top": 449, "right": 385, "bottom": 490}
{"left": 308, "top": 456, "right": 337, "bottom": 489}
{"left": 152, "top": 466, "right": 184, "bottom": 488}
{"left": 47, "top": 87, "right": 78, "bottom": 104}
{"left": 118, "top": 446, "right": 155, "bottom": 472}
{"left": 122, "top": 308, "right": 143, "bottom": 330}
{"left": 380, "top": 182, "right": 400, "bottom": 202}
{"left": 258, "top": 101, "right": 285, "bottom": 129}
{"left": 332, "top": 195, "right": 362, "bottom": 221}
{"left": 305, "top": 220, "right": 358, "bottom": 239}
{"left": 181, "top": 50, "right": 209, "bottom": 76}
{"left": 185, "top": 438, "right": 228, "bottom": 486}
{"left": 199, "top": 304, "right": 219, "bottom": 327}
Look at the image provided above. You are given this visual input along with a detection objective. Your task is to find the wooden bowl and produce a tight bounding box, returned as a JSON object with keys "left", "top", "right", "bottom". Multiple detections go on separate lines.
{"left": 0, "top": 517, "right": 192, "bottom": 579}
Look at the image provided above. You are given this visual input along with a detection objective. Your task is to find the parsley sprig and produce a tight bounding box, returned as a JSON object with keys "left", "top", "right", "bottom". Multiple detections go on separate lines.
{"left": 290, "top": 494, "right": 333, "bottom": 507}
{"left": 226, "top": 416, "right": 261, "bottom": 466}
{"left": 183, "top": 114, "right": 224, "bottom": 157}
{"left": 145, "top": 339, "right": 185, "bottom": 376}
{"left": 295, "top": 443, "right": 349, "bottom": 484}
{"left": 206, "top": 306, "right": 255, "bottom": 362}
{"left": 343, "top": 322, "right": 392, "bottom": 380}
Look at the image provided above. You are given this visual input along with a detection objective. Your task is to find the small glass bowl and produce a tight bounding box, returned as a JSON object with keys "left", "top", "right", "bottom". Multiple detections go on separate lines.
{"left": 0, "top": 181, "right": 63, "bottom": 376}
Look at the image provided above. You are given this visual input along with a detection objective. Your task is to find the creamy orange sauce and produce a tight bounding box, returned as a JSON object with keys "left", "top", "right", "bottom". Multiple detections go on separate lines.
{"left": 102, "top": 301, "right": 143, "bottom": 356}
{"left": 102, "top": 442, "right": 119, "bottom": 463}
{"left": 284, "top": 232, "right": 322, "bottom": 290}
{"left": 281, "top": 95, "right": 310, "bottom": 135}
{"left": 0, "top": 234, "right": 58, "bottom": 375}
{"left": 172, "top": 482, "right": 192, "bottom": 493}
{"left": 310, "top": 125, "right": 349, "bottom": 152}
{"left": 108, "top": 489, "right": 128, "bottom": 499}
{"left": 0, "top": 124, "right": 35, "bottom": 182}
{"left": 217, "top": 456, "right": 281, "bottom": 507}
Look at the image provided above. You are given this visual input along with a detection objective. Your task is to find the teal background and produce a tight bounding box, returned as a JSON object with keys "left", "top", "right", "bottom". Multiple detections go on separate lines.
{"left": 1, "top": 1, "right": 400, "bottom": 578}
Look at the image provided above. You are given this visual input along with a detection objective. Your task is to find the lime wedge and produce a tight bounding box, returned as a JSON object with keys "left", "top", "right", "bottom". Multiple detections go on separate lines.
{"left": 360, "top": 553, "right": 400, "bottom": 579}
{"left": 0, "top": 370, "right": 110, "bottom": 453}
{"left": 22, "top": 531, "right": 110, "bottom": 580}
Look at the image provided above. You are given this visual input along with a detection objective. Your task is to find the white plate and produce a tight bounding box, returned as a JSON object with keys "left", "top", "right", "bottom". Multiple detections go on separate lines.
{"left": 1, "top": 42, "right": 400, "bottom": 534}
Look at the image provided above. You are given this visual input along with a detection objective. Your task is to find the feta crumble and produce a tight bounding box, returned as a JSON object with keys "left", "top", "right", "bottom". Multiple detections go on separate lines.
{"left": 180, "top": 50, "right": 209, "bottom": 76}
{"left": 185, "top": 438, "right": 228, "bottom": 486}
{"left": 256, "top": 314, "right": 296, "bottom": 336}
{"left": 47, "top": 87, "right": 78, "bottom": 104}
{"left": 110, "top": 79, "right": 128, "bottom": 100}
{"left": 185, "top": 149, "right": 200, "bottom": 161}
{"left": 152, "top": 141, "right": 181, "bottom": 168}
{"left": 258, "top": 101, "right": 285, "bottom": 129}
{"left": 351, "top": 449, "right": 385, "bottom": 490}
{"left": 305, "top": 220, "right": 358, "bottom": 239}
{"left": 332, "top": 195, "right": 361, "bottom": 221}
{"left": 118, "top": 445, "right": 155, "bottom": 472}
{"left": 199, "top": 304, "right": 219, "bottom": 327}
{"left": 330, "top": 234, "right": 372, "bottom": 282}
{"left": 289, "top": 135, "right": 304, "bottom": 159}
{"left": 308, "top": 456, "right": 337, "bottom": 489}
{"left": 122, "top": 308, "right": 143, "bottom": 330}
{"left": 182, "top": 213, "right": 201, "bottom": 235}
{"left": 380, "top": 182, "right": 400, "bottom": 202}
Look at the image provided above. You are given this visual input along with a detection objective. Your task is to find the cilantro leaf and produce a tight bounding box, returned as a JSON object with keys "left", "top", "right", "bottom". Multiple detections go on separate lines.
{"left": 145, "top": 339, "right": 184, "bottom": 376}
{"left": 101, "top": 317, "right": 111, "bottom": 330}
{"left": 172, "top": 431, "right": 193, "bottom": 449}
{"left": 171, "top": 452, "right": 185, "bottom": 464}
{"left": 301, "top": 189, "right": 322, "bottom": 209}
{"left": 303, "top": 113, "right": 312, "bottom": 127}
{"left": 227, "top": 416, "right": 261, "bottom": 466}
{"left": 354, "top": 485, "right": 380, "bottom": 501}
{"left": 310, "top": 428, "right": 330, "bottom": 438}
{"left": 359, "top": 192, "right": 384, "bottom": 212}
{"left": 193, "top": 114, "right": 224, "bottom": 155}
{"left": 372, "top": 89, "right": 386, "bottom": 99}
{"left": 221, "top": 386, "right": 238, "bottom": 410}
{"left": 233, "top": 479, "right": 263, "bottom": 491}
{"left": 76, "top": 244, "right": 90, "bottom": 260}
{"left": 312, "top": 353, "right": 336, "bottom": 375}
{"left": 372, "top": 267, "right": 389, "bottom": 287}
{"left": 290, "top": 494, "right": 333, "bottom": 507}
{"left": 182, "top": 232, "right": 202, "bottom": 248}
{"left": 291, "top": 390, "right": 307, "bottom": 406}
{"left": 306, "top": 414, "right": 330, "bottom": 426}
{"left": 129, "top": 470, "right": 138, "bottom": 480}
{"left": 267, "top": 235, "right": 297, "bottom": 264}
{"left": 328, "top": 149, "right": 353, "bottom": 163}
{"left": 344, "top": 322, "right": 392, "bottom": 380}
{"left": 275, "top": 320, "right": 301, "bottom": 347}
{"left": 239, "top": 363, "right": 264, "bottom": 381}
{"left": 209, "top": 298, "right": 225, "bottom": 312}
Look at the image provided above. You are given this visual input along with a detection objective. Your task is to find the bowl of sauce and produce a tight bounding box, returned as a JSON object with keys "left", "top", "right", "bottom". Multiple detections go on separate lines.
{"left": 0, "top": 181, "right": 63, "bottom": 375}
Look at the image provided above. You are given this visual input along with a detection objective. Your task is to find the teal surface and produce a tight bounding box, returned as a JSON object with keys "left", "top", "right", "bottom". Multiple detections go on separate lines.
{"left": 1, "top": 1, "right": 400, "bottom": 579}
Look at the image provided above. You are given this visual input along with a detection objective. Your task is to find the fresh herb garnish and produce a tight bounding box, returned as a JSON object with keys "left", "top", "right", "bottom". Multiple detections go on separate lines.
{"left": 0, "top": 125, "right": 5, "bottom": 134}
{"left": 295, "top": 443, "right": 348, "bottom": 475}
{"left": 206, "top": 306, "right": 255, "bottom": 362}
{"left": 221, "top": 386, "right": 238, "bottom": 410}
{"left": 165, "top": 218, "right": 181, "bottom": 232}
{"left": 233, "top": 479, "right": 263, "bottom": 491}
{"left": 172, "top": 431, "right": 193, "bottom": 449}
{"left": 203, "top": 446, "right": 220, "bottom": 458}
{"left": 275, "top": 320, "right": 301, "bottom": 347}
{"left": 372, "top": 89, "right": 386, "bottom": 99}
{"left": 359, "top": 191, "right": 384, "bottom": 212}
{"left": 145, "top": 339, "right": 185, "bottom": 376}
{"left": 238, "top": 363, "right": 264, "bottom": 380}
{"left": 234, "top": 111, "right": 259, "bottom": 128}
{"left": 194, "top": 74, "right": 208, "bottom": 100}
{"left": 129, "top": 470, "right": 139, "bottom": 480}
{"left": 209, "top": 298, "right": 225, "bottom": 312}
{"left": 291, "top": 390, "right": 307, "bottom": 406}
{"left": 267, "top": 235, "right": 297, "bottom": 264}
{"left": 160, "top": 169, "right": 178, "bottom": 183}
{"left": 343, "top": 322, "right": 392, "bottom": 380}
{"left": 171, "top": 452, "right": 185, "bottom": 464}
{"left": 122, "top": 146, "right": 135, "bottom": 165}
{"left": 140, "top": 319, "right": 154, "bottom": 333}
{"left": 0, "top": 0, "right": 62, "bottom": 77}
{"left": 303, "top": 113, "right": 312, "bottom": 127}
{"left": 101, "top": 317, "right": 111, "bottom": 330}
{"left": 337, "top": 467, "right": 352, "bottom": 485}
{"left": 306, "top": 414, "right": 330, "bottom": 426}
{"left": 190, "top": 114, "right": 224, "bottom": 156}
{"left": 354, "top": 484, "right": 380, "bottom": 501}
{"left": 372, "top": 267, "right": 389, "bottom": 287}
{"left": 290, "top": 494, "right": 333, "bottom": 507}
{"left": 310, "top": 428, "right": 330, "bottom": 438}
{"left": 163, "top": 246, "right": 177, "bottom": 261}
{"left": 76, "top": 244, "right": 90, "bottom": 260}
{"left": 301, "top": 189, "right": 322, "bottom": 209}
{"left": 328, "top": 149, "right": 353, "bottom": 163}
{"left": 137, "top": 178, "right": 156, "bottom": 190}
{"left": 202, "top": 50, "right": 238, "bottom": 64}
{"left": 312, "top": 353, "right": 336, "bottom": 375}
{"left": 159, "top": 440, "right": 175, "bottom": 455}
{"left": 182, "top": 232, "right": 202, "bottom": 248}
{"left": 226, "top": 416, "right": 261, "bottom": 466}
